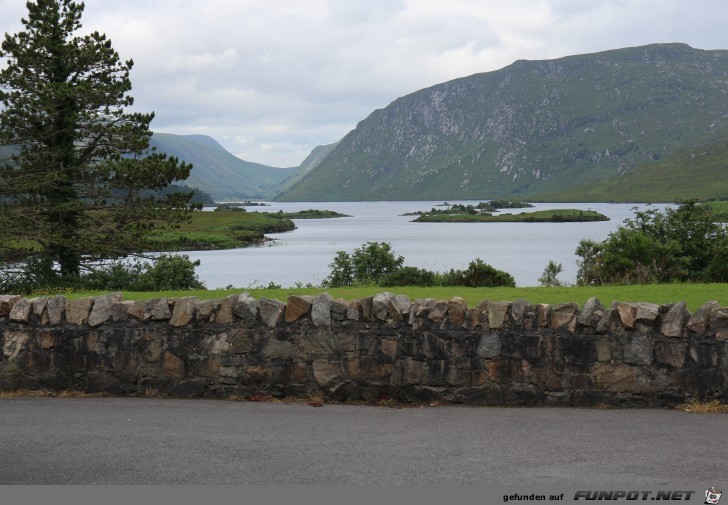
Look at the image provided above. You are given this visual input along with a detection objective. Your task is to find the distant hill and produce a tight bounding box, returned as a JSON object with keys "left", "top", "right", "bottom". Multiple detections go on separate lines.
{"left": 278, "top": 43, "right": 728, "bottom": 202}
{"left": 151, "top": 133, "right": 299, "bottom": 201}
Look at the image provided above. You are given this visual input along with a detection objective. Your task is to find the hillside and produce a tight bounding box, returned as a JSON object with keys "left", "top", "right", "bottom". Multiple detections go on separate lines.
{"left": 151, "top": 133, "right": 299, "bottom": 201}
{"left": 534, "top": 141, "right": 728, "bottom": 202}
{"left": 278, "top": 43, "right": 728, "bottom": 202}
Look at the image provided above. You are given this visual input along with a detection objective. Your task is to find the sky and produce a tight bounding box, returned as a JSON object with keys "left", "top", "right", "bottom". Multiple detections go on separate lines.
{"left": 1, "top": 0, "right": 728, "bottom": 168}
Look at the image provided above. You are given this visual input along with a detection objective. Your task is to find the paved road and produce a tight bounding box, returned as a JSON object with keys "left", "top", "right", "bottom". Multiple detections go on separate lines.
{"left": 1, "top": 397, "right": 726, "bottom": 485}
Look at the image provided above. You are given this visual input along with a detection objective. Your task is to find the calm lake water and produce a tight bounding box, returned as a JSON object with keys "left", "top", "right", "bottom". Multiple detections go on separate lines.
{"left": 185, "top": 201, "right": 667, "bottom": 289}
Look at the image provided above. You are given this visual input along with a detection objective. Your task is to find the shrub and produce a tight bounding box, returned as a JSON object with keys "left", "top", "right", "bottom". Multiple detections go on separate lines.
{"left": 323, "top": 242, "right": 404, "bottom": 287}
{"left": 538, "top": 260, "right": 564, "bottom": 287}
{"left": 380, "top": 266, "right": 438, "bottom": 287}
{"left": 576, "top": 201, "right": 727, "bottom": 285}
{"left": 441, "top": 258, "right": 516, "bottom": 287}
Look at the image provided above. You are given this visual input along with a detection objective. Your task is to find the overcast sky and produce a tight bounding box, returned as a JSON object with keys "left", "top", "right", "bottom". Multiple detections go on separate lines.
{"left": 1, "top": 0, "right": 728, "bottom": 167}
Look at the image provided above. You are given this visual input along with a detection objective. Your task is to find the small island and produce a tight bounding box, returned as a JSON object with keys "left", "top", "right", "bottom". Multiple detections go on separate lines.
{"left": 413, "top": 207, "right": 610, "bottom": 223}
{"left": 404, "top": 201, "right": 533, "bottom": 216}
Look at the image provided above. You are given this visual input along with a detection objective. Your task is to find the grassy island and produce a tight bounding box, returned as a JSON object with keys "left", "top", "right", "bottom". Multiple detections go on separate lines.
{"left": 414, "top": 208, "right": 610, "bottom": 223}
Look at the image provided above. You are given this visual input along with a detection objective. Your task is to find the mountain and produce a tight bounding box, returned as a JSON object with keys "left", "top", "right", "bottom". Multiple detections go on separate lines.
{"left": 277, "top": 43, "right": 728, "bottom": 202}
{"left": 151, "top": 133, "right": 298, "bottom": 201}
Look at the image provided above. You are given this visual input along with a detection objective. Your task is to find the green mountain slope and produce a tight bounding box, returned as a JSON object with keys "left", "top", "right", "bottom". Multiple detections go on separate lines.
{"left": 534, "top": 141, "right": 728, "bottom": 202}
{"left": 278, "top": 43, "right": 728, "bottom": 202}
{"left": 151, "top": 133, "right": 298, "bottom": 201}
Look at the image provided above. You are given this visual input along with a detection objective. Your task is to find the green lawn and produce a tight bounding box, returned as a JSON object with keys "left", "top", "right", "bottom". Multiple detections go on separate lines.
{"left": 63, "top": 283, "right": 727, "bottom": 312}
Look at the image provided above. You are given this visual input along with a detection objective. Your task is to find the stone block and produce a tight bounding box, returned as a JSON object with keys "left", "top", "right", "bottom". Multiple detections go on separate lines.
{"left": 66, "top": 298, "right": 93, "bottom": 325}
{"left": 331, "top": 298, "right": 348, "bottom": 321}
{"left": 591, "top": 363, "right": 638, "bottom": 392}
{"left": 578, "top": 297, "right": 604, "bottom": 327}
{"left": 162, "top": 352, "right": 185, "bottom": 380}
{"left": 476, "top": 333, "right": 502, "bottom": 359}
{"left": 488, "top": 302, "right": 510, "bottom": 330}
{"left": 9, "top": 298, "right": 32, "bottom": 323}
{"left": 234, "top": 293, "right": 259, "bottom": 327}
{"left": 535, "top": 304, "right": 551, "bottom": 328}
{"left": 88, "top": 292, "right": 123, "bottom": 327}
{"left": 0, "top": 295, "right": 21, "bottom": 318}
{"left": 170, "top": 297, "right": 198, "bottom": 327}
{"left": 145, "top": 298, "right": 172, "bottom": 321}
{"left": 550, "top": 303, "right": 578, "bottom": 331}
{"left": 46, "top": 295, "right": 66, "bottom": 325}
{"left": 661, "top": 302, "right": 689, "bottom": 338}
{"left": 623, "top": 335, "right": 654, "bottom": 365}
{"left": 655, "top": 342, "right": 688, "bottom": 368}
{"left": 615, "top": 302, "right": 637, "bottom": 329}
{"left": 469, "top": 300, "right": 489, "bottom": 329}
{"left": 285, "top": 295, "right": 313, "bottom": 323}
{"left": 259, "top": 298, "right": 285, "bottom": 328}
{"left": 312, "top": 359, "right": 345, "bottom": 388}
{"left": 687, "top": 301, "right": 721, "bottom": 335}
{"left": 196, "top": 299, "right": 220, "bottom": 322}
{"left": 428, "top": 300, "right": 449, "bottom": 323}
{"left": 635, "top": 302, "right": 660, "bottom": 324}
{"left": 346, "top": 299, "right": 362, "bottom": 321}
{"left": 447, "top": 297, "right": 468, "bottom": 326}
{"left": 311, "top": 293, "right": 333, "bottom": 327}
{"left": 212, "top": 295, "right": 237, "bottom": 324}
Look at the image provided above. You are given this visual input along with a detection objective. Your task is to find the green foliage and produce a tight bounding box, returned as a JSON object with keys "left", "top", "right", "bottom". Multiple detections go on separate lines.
{"left": 441, "top": 258, "right": 516, "bottom": 288}
{"left": 576, "top": 201, "right": 728, "bottom": 285}
{"left": 538, "top": 260, "right": 564, "bottom": 287}
{"left": 380, "top": 266, "right": 438, "bottom": 287}
{"left": 0, "top": 254, "right": 205, "bottom": 295}
{"left": 0, "top": 1, "right": 194, "bottom": 281}
{"left": 323, "top": 242, "right": 404, "bottom": 287}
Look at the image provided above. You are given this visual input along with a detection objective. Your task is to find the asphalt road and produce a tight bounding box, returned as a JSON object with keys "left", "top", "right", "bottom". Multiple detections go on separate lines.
{"left": 1, "top": 397, "right": 726, "bottom": 485}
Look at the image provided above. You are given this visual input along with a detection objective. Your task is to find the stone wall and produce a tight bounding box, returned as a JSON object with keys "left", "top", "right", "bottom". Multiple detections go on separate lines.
{"left": 1, "top": 292, "right": 726, "bottom": 406}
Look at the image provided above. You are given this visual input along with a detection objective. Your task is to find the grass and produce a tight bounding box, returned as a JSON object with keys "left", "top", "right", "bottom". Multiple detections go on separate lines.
{"left": 58, "top": 283, "right": 727, "bottom": 312}
{"left": 674, "top": 398, "right": 728, "bottom": 413}
{"left": 146, "top": 210, "right": 295, "bottom": 250}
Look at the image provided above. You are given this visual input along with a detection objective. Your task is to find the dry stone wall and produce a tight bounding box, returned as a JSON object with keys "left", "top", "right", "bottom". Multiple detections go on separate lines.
{"left": 1, "top": 292, "right": 727, "bottom": 407}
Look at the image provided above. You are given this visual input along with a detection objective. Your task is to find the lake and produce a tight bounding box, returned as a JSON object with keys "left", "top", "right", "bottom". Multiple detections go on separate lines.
{"left": 185, "top": 201, "right": 666, "bottom": 289}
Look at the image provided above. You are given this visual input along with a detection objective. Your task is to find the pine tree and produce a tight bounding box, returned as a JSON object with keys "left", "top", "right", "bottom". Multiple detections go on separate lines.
{"left": 0, "top": 0, "right": 194, "bottom": 280}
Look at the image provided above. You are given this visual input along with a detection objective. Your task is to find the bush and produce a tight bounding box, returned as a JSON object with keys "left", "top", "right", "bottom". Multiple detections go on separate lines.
{"left": 441, "top": 258, "right": 516, "bottom": 288}
{"left": 0, "top": 254, "right": 205, "bottom": 294}
{"left": 380, "top": 266, "right": 438, "bottom": 287}
{"left": 538, "top": 260, "right": 564, "bottom": 287}
{"left": 576, "top": 201, "right": 727, "bottom": 285}
{"left": 323, "top": 242, "right": 404, "bottom": 287}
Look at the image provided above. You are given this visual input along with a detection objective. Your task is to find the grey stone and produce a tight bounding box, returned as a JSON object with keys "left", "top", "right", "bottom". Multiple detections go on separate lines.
{"left": 346, "top": 299, "right": 362, "bottom": 321}
{"left": 391, "top": 294, "right": 411, "bottom": 319}
{"left": 447, "top": 297, "right": 468, "bottom": 326}
{"left": 661, "top": 302, "right": 689, "bottom": 338}
{"left": 30, "top": 297, "right": 49, "bottom": 319}
{"left": 510, "top": 299, "right": 530, "bottom": 327}
{"left": 170, "top": 297, "right": 199, "bottom": 327}
{"left": 146, "top": 298, "right": 172, "bottom": 321}
{"left": 259, "top": 298, "right": 285, "bottom": 328}
{"left": 578, "top": 297, "right": 605, "bottom": 327}
{"left": 311, "top": 293, "right": 333, "bottom": 327}
{"left": 477, "top": 333, "right": 502, "bottom": 359}
{"left": 0, "top": 295, "right": 21, "bottom": 317}
{"left": 624, "top": 335, "right": 654, "bottom": 365}
{"left": 687, "top": 301, "right": 720, "bottom": 335}
{"left": 596, "top": 308, "right": 617, "bottom": 334}
{"left": 331, "top": 298, "right": 348, "bottom": 321}
{"left": 635, "top": 302, "right": 660, "bottom": 323}
{"left": 372, "top": 292, "right": 394, "bottom": 320}
{"left": 46, "top": 295, "right": 66, "bottom": 325}
{"left": 66, "top": 298, "right": 94, "bottom": 325}
{"left": 9, "top": 298, "right": 32, "bottom": 323}
{"left": 312, "top": 359, "right": 346, "bottom": 389}
{"left": 196, "top": 299, "right": 220, "bottom": 322}
{"left": 88, "top": 292, "right": 123, "bottom": 327}
{"left": 488, "top": 302, "right": 510, "bottom": 330}
{"left": 428, "top": 300, "right": 449, "bottom": 323}
{"left": 234, "top": 293, "right": 259, "bottom": 327}
{"left": 469, "top": 300, "right": 489, "bottom": 329}
{"left": 215, "top": 295, "right": 238, "bottom": 324}
{"left": 551, "top": 303, "right": 578, "bottom": 331}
